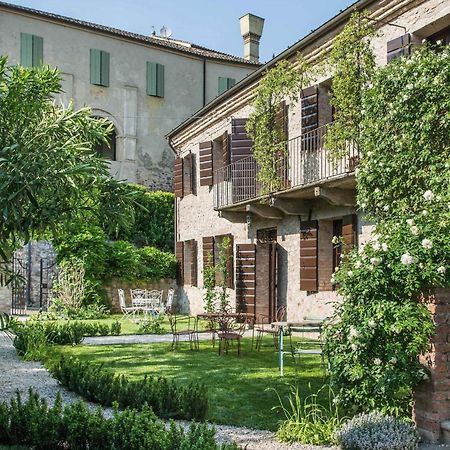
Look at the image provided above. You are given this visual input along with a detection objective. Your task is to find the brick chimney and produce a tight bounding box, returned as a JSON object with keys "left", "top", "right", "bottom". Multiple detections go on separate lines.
{"left": 239, "top": 13, "right": 264, "bottom": 63}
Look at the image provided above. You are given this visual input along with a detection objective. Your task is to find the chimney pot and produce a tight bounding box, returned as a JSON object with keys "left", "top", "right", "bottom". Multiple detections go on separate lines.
{"left": 239, "top": 13, "right": 264, "bottom": 63}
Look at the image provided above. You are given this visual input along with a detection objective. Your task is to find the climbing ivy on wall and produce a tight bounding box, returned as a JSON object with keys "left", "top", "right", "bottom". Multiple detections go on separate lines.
{"left": 246, "top": 56, "right": 314, "bottom": 195}
{"left": 324, "top": 11, "right": 376, "bottom": 160}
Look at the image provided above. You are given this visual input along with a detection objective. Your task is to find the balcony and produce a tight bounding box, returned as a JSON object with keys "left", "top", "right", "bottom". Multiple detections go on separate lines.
{"left": 213, "top": 123, "right": 359, "bottom": 211}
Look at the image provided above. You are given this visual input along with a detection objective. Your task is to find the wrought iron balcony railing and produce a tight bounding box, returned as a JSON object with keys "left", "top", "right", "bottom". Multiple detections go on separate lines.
{"left": 213, "top": 123, "right": 359, "bottom": 209}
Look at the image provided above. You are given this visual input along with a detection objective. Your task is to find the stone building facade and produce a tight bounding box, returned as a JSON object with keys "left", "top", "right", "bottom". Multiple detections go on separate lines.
{"left": 0, "top": 1, "right": 259, "bottom": 190}
{"left": 169, "top": 0, "right": 450, "bottom": 319}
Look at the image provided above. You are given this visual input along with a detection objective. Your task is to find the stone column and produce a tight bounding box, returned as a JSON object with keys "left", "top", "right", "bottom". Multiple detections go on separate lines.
{"left": 414, "top": 288, "right": 450, "bottom": 443}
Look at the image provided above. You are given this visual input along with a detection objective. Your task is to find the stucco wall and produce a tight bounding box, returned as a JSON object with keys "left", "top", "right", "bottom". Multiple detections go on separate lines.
{"left": 0, "top": 8, "right": 256, "bottom": 190}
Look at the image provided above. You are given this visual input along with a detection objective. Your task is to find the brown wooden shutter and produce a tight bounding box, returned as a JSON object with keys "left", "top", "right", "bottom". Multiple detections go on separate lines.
{"left": 175, "top": 241, "right": 184, "bottom": 285}
{"left": 203, "top": 236, "right": 214, "bottom": 270}
{"left": 300, "top": 220, "right": 318, "bottom": 292}
{"left": 174, "top": 157, "right": 183, "bottom": 198}
{"left": 342, "top": 214, "right": 358, "bottom": 254}
{"left": 301, "top": 87, "right": 318, "bottom": 135}
{"left": 387, "top": 34, "right": 411, "bottom": 62}
{"left": 236, "top": 244, "right": 256, "bottom": 314}
{"left": 222, "top": 131, "right": 229, "bottom": 167}
{"left": 183, "top": 153, "right": 194, "bottom": 196}
{"left": 230, "top": 118, "right": 253, "bottom": 163}
{"left": 199, "top": 141, "right": 213, "bottom": 186}
{"left": 225, "top": 234, "right": 234, "bottom": 289}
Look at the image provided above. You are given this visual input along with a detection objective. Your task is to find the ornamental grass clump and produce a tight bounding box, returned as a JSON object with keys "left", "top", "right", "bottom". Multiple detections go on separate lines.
{"left": 335, "top": 412, "right": 419, "bottom": 450}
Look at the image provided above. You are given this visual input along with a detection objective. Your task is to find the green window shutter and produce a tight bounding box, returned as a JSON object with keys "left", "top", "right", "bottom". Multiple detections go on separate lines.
{"left": 90, "top": 49, "right": 101, "bottom": 85}
{"left": 32, "top": 35, "right": 43, "bottom": 66}
{"left": 100, "top": 51, "right": 110, "bottom": 87}
{"left": 147, "top": 62, "right": 164, "bottom": 97}
{"left": 227, "top": 78, "right": 235, "bottom": 89}
{"left": 156, "top": 63, "right": 164, "bottom": 97}
{"left": 147, "top": 61, "right": 157, "bottom": 96}
{"left": 20, "top": 33, "right": 33, "bottom": 67}
{"left": 218, "top": 77, "right": 228, "bottom": 95}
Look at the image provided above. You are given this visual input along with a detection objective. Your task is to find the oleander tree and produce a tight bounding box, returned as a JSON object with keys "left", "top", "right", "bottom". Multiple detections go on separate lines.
{"left": 324, "top": 43, "right": 450, "bottom": 416}
{"left": 0, "top": 57, "right": 135, "bottom": 283}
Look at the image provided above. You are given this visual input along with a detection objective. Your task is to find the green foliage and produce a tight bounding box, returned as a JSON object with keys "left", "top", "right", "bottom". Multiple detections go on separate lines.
{"left": 0, "top": 57, "right": 133, "bottom": 282}
{"left": 325, "top": 11, "right": 376, "bottom": 159}
{"left": 108, "top": 185, "right": 175, "bottom": 252}
{"left": 324, "top": 44, "right": 449, "bottom": 416}
{"left": 49, "top": 355, "right": 208, "bottom": 421}
{"left": 335, "top": 411, "right": 419, "bottom": 450}
{"left": 203, "top": 255, "right": 216, "bottom": 314}
{"left": 275, "top": 385, "right": 345, "bottom": 445}
{"left": 12, "top": 319, "right": 120, "bottom": 359}
{"left": 0, "top": 390, "right": 232, "bottom": 450}
{"left": 137, "top": 246, "right": 177, "bottom": 280}
{"left": 138, "top": 315, "right": 165, "bottom": 334}
{"left": 104, "top": 240, "right": 141, "bottom": 280}
{"left": 247, "top": 56, "right": 313, "bottom": 194}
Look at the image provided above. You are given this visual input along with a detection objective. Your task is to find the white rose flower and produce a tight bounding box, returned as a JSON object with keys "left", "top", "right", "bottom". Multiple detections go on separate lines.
{"left": 406, "top": 219, "right": 415, "bottom": 226}
{"left": 421, "top": 38, "right": 427, "bottom": 44}
{"left": 331, "top": 236, "right": 339, "bottom": 244}
{"left": 422, "top": 238, "right": 433, "bottom": 249}
{"left": 390, "top": 357, "right": 397, "bottom": 365}
{"left": 372, "top": 241, "right": 381, "bottom": 251}
{"left": 351, "top": 343, "right": 358, "bottom": 351}
{"left": 349, "top": 327, "right": 359, "bottom": 339}
{"left": 422, "top": 210, "right": 428, "bottom": 216}
{"left": 436, "top": 39, "right": 442, "bottom": 45}
{"left": 419, "top": 263, "right": 424, "bottom": 269}
{"left": 437, "top": 266, "right": 446, "bottom": 274}
{"left": 374, "top": 358, "right": 382, "bottom": 366}
{"left": 383, "top": 205, "right": 389, "bottom": 211}
{"left": 331, "top": 276, "right": 336, "bottom": 284}
{"left": 423, "top": 190, "right": 434, "bottom": 201}
{"left": 355, "top": 260, "right": 362, "bottom": 269}
{"left": 401, "top": 253, "right": 414, "bottom": 265}
{"left": 372, "top": 233, "right": 381, "bottom": 242}
{"left": 370, "top": 257, "right": 381, "bottom": 266}
{"left": 347, "top": 271, "right": 353, "bottom": 277}
{"left": 382, "top": 243, "right": 388, "bottom": 252}
{"left": 358, "top": 247, "right": 365, "bottom": 255}
{"left": 411, "top": 226, "right": 419, "bottom": 235}
{"left": 368, "top": 319, "right": 376, "bottom": 329}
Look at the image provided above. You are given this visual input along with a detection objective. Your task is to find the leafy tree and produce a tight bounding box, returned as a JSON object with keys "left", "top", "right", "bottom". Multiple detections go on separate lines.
{"left": 0, "top": 57, "right": 134, "bottom": 282}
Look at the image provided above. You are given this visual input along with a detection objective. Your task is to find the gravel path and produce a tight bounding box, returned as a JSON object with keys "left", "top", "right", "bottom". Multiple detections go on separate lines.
{"left": 0, "top": 332, "right": 448, "bottom": 450}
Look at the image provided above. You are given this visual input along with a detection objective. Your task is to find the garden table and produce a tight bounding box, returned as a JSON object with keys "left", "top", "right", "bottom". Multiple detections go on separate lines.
{"left": 271, "top": 319, "right": 324, "bottom": 376}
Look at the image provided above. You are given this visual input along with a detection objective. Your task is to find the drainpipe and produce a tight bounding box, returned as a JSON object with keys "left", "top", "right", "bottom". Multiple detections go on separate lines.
{"left": 202, "top": 58, "right": 207, "bottom": 107}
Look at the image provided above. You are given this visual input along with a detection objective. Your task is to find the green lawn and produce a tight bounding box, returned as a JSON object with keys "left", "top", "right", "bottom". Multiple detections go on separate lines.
{"left": 51, "top": 336, "right": 328, "bottom": 431}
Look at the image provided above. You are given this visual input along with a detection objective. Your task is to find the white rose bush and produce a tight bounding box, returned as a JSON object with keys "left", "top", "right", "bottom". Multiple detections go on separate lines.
{"left": 324, "top": 44, "right": 450, "bottom": 417}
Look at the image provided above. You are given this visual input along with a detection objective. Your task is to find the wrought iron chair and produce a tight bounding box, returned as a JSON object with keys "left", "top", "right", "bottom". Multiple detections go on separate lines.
{"left": 255, "top": 305, "right": 287, "bottom": 350}
{"left": 168, "top": 314, "right": 199, "bottom": 350}
{"left": 217, "top": 313, "right": 250, "bottom": 356}
{"left": 118, "top": 289, "right": 140, "bottom": 320}
{"left": 164, "top": 288, "right": 176, "bottom": 314}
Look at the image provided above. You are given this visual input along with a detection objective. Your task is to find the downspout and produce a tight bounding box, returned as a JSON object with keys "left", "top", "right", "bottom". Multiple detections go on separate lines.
{"left": 202, "top": 58, "right": 207, "bottom": 107}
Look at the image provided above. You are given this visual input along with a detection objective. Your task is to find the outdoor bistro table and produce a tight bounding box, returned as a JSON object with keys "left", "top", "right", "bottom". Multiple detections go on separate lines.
{"left": 271, "top": 319, "right": 324, "bottom": 376}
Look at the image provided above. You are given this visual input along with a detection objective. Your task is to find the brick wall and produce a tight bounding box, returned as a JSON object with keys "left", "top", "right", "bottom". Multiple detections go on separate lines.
{"left": 414, "top": 288, "right": 450, "bottom": 443}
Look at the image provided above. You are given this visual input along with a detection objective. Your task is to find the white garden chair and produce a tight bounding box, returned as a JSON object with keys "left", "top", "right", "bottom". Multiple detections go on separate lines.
{"left": 165, "top": 288, "right": 176, "bottom": 313}
{"left": 118, "top": 288, "right": 140, "bottom": 320}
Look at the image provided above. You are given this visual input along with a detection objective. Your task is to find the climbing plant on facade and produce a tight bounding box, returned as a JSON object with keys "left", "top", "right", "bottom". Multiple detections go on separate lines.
{"left": 246, "top": 55, "right": 313, "bottom": 195}
{"left": 324, "top": 43, "right": 450, "bottom": 417}
{"left": 324, "top": 11, "right": 376, "bottom": 160}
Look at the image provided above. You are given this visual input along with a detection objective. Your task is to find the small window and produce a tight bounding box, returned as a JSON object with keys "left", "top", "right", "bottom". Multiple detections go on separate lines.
{"left": 95, "top": 127, "right": 116, "bottom": 160}
{"left": 218, "top": 77, "right": 235, "bottom": 95}
{"left": 147, "top": 62, "right": 164, "bottom": 97}
{"left": 90, "top": 49, "right": 110, "bottom": 87}
{"left": 20, "top": 33, "right": 43, "bottom": 67}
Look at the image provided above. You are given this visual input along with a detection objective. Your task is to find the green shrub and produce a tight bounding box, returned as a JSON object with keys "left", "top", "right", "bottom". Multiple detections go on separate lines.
{"left": 104, "top": 240, "right": 141, "bottom": 280}
{"left": 275, "top": 385, "right": 345, "bottom": 445}
{"left": 335, "top": 411, "right": 419, "bottom": 450}
{"left": 109, "top": 187, "right": 174, "bottom": 252}
{"left": 138, "top": 246, "right": 177, "bottom": 280}
{"left": 110, "top": 320, "right": 122, "bottom": 335}
{"left": 138, "top": 315, "right": 165, "bottom": 334}
{"left": 0, "top": 390, "right": 231, "bottom": 449}
{"left": 48, "top": 355, "right": 208, "bottom": 421}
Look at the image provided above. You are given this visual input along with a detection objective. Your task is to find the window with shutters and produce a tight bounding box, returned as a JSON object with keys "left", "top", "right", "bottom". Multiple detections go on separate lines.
{"left": 183, "top": 239, "right": 197, "bottom": 286}
{"left": 20, "top": 33, "right": 43, "bottom": 67}
{"left": 300, "top": 220, "right": 318, "bottom": 292}
{"left": 90, "top": 49, "right": 110, "bottom": 87}
{"left": 147, "top": 62, "right": 164, "bottom": 97}
{"left": 199, "top": 141, "right": 213, "bottom": 186}
{"left": 387, "top": 34, "right": 411, "bottom": 62}
{"left": 218, "top": 77, "right": 235, "bottom": 95}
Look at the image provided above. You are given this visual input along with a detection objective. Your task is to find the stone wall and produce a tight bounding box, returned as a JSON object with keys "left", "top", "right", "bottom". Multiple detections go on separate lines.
{"left": 104, "top": 278, "right": 177, "bottom": 313}
{"left": 414, "top": 288, "right": 450, "bottom": 443}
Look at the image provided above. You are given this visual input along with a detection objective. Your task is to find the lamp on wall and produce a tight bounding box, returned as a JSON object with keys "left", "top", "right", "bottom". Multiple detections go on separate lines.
{"left": 246, "top": 213, "right": 252, "bottom": 226}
